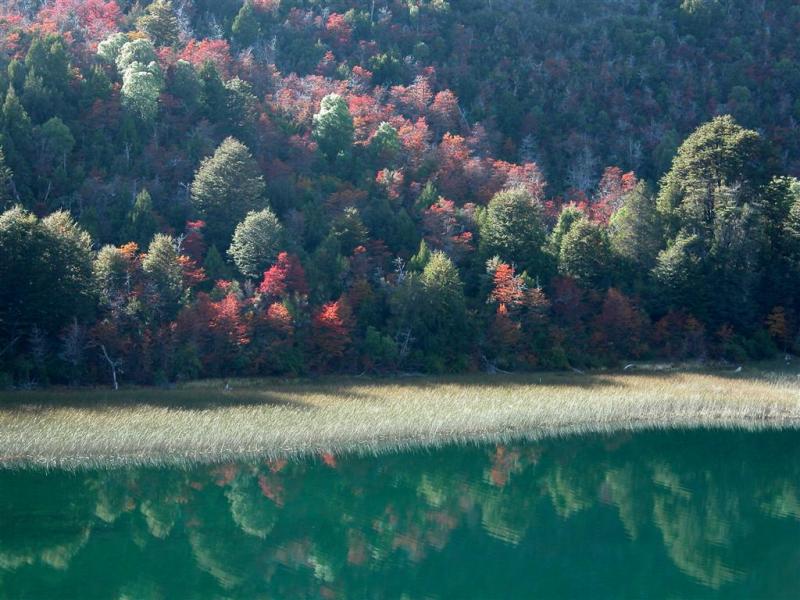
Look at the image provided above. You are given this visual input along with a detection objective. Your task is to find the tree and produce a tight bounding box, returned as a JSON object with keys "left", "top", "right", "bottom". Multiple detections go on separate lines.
{"left": 115, "top": 38, "right": 158, "bottom": 74}
{"left": 312, "top": 94, "right": 354, "bottom": 162}
{"left": 142, "top": 234, "right": 185, "bottom": 319}
{"left": 657, "top": 115, "right": 771, "bottom": 239}
{"left": 651, "top": 233, "right": 707, "bottom": 319}
{"left": 557, "top": 217, "right": 612, "bottom": 289}
{"left": 258, "top": 252, "right": 308, "bottom": 300}
{"left": 137, "top": 0, "right": 180, "bottom": 47}
{"left": 232, "top": 0, "right": 260, "bottom": 48}
{"left": 656, "top": 117, "right": 775, "bottom": 329}
{"left": 126, "top": 189, "right": 158, "bottom": 247}
{"left": 418, "top": 251, "right": 469, "bottom": 369}
{"left": 97, "top": 32, "right": 128, "bottom": 64}
{"left": 190, "top": 137, "right": 266, "bottom": 247}
{"left": 228, "top": 208, "right": 284, "bottom": 278}
{"left": 591, "top": 288, "right": 648, "bottom": 360}
{"left": 608, "top": 182, "right": 663, "bottom": 277}
{"left": 480, "top": 187, "right": 549, "bottom": 279}
{"left": 0, "top": 147, "right": 13, "bottom": 207}
{"left": 0, "top": 207, "right": 94, "bottom": 341}
{"left": 310, "top": 298, "right": 353, "bottom": 370}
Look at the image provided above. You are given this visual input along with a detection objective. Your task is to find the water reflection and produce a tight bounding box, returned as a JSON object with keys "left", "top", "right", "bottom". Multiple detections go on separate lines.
{"left": 2, "top": 430, "right": 800, "bottom": 598}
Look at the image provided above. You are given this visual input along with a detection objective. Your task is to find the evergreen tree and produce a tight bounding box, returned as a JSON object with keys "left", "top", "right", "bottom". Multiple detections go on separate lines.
{"left": 232, "top": 1, "right": 260, "bottom": 48}
{"left": 190, "top": 137, "right": 266, "bottom": 248}
{"left": 228, "top": 208, "right": 284, "bottom": 279}
{"left": 137, "top": 0, "right": 181, "bottom": 47}
{"left": 142, "top": 234, "right": 185, "bottom": 319}
{"left": 0, "top": 207, "right": 94, "bottom": 341}
{"left": 557, "top": 217, "right": 612, "bottom": 289}
{"left": 126, "top": 189, "right": 158, "bottom": 247}
{"left": 312, "top": 94, "right": 354, "bottom": 162}
{"left": 480, "top": 187, "right": 549, "bottom": 279}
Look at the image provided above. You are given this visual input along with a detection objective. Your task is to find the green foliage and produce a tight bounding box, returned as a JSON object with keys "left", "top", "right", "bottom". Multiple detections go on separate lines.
{"left": 312, "top": 94, "right": 354, "bottom": 162}
{"left": 142, "top": 234, "right": 185, "bottom": 318}
{"left": 232, "top": 1, "right": 260, "bottom": 48}
{"left": 228, "top": 208, "right": 284, "bottom": 278}
{"left": 480, "top": 187, "right": 549, "bottom": 278}
{"left": 190, "top": 137, "right": 266, "bottom": 248}
{"left": 137, "top": 0, "right": 180, "bottom": 47}
{"left": 97, "top": 33, "right": 128, "bottom": 64}
{"left": 609, "top": 182, "right": 663, "bottom": 276}
{"left": 657, "top": 116, "right": 770, "bottom": 238}
{"left": 329, "top": 207, "right": 368, "bottom": 254}
{"left": 0, "top": 207, "right": 94, "bottom": 339}
{"left": 126, "top": 189, "right": 158, "bottom": 247}
{"left": 558, "top": 217, "right": 612, "bottom": 289}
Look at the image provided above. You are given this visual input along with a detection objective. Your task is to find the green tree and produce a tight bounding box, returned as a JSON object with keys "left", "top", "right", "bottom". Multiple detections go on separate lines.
{"left": 329, "top": 206, "right": 368, "bottom": 254}
{"left": 190, "top": 137, "right": 266, "bottom": 247}
{"left": 1, "top": 87, "right": 33, "bottom": 199}
{"left": 417, "top": 251, "right": 469, "bottom": 369}
{"left": 121, "top": 66, "right": 163, "bottom": 123}
{"left": 97, "top": 33, "right": 128, "bottom": 64}
{"left": 480, "top": 187, "right": 549, "bottom": 278}
{"left": 142, "top": 234, "right": 185, "bottom": 319}
{"left": 657, "top": 115, "right": 771, "bottom": 239}
{"left": 656, "top": 116, "right": 775, "bottom": 329}
{"left": 370, "top": 121, "right": 400, "bottom": 167}
{"left": 558, "top": 217, "right": 612, "bottom": 289}
{"left": 0, "top": 147, "right": 13, "bottom": 207}
{"left": 228, "top": 208, "right": 284, "bottom": 278}
{"left": 137, "top": 0, "right": 181, "bottom": 47}
{"left": 126, "top": 189, "right": 158, "bottom": 247}
{"left": 608, "top": 182, "right": 663, "bottom": 278}
{"left": 116, "top": 39, "right": 159, "bottom": 74}
{"left": 651, "top": 232, "right": 707, "bottom": 320}
{"left": 312, "top": 94, "right": 354, "bottom": 162}
{"left": 0, "top": 207, "right": 94, "bottom": 340}
{"left": 232, "top": 0, "right": 260, "bottom": 48}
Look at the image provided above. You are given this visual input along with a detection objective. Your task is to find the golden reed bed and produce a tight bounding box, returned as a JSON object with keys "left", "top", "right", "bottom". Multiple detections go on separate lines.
{"left": 1, "top": 369, "right": 799, "bottom": 470}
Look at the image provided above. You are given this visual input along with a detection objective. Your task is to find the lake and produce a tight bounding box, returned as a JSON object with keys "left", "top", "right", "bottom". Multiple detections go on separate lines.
{"left": 2, "top": 429, "right": 800, "bottom": 599}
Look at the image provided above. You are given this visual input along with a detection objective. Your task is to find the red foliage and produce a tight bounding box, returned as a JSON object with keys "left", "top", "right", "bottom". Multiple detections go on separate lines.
{"left": 178, "top": 255, "right": 207, "bottom": 288}
{"left": 396, "top": 117, "right": 431, "bottom": 171}
{"left": 324, "top": 13, "right": 352, "bottom": 46}
{"left": 35, "top": 0, "right": 121, "bottom": 48}
{"left": 428, "top": 90, "right": 459, "bottom": 134}
{"left": 490, "top": 263, "right": 526, "bottom": 307}
{"left": 209, "top": 293, "right": 250, "bottom": 347}
{"left": 436, "top": 133, "right": 472, "bottom": 200}
{"left": 258, "top": 252, "right": 309, "bottom": 299}
{"left": 589, "top": 167, "right": 638, "bottom": 224}
{"left": 489, "top": 303, "right": 521, "bottom": 348}
{"left": 311, "top": 298, "right": 353, "bottom": 369}
{"left": 591, "top": 288, "right": 648, "bottom": 358}
{"left": 390, "top": 76, "right": 433, "bottom": 118}
{"left": 422, "top": 198, "right": 474, "bottom": 261}
{"left": 182, "top": 220, "right": 207, "bottom": 262}
{"left": 179, "top": 39, "right": 233, "bottom": 77}
{"left": 653, "top": 310, "right": 706, "bottom": 359}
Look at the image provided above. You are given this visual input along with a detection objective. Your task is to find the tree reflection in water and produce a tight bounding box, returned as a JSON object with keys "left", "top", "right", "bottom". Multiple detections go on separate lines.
{"left": 2, "top": 429, "right": 800, "bottom": 599}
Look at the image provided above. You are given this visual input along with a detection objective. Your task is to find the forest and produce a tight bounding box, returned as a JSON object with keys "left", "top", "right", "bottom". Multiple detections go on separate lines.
{"left": 0, "top": 0, "right": 799, "bottom": 386}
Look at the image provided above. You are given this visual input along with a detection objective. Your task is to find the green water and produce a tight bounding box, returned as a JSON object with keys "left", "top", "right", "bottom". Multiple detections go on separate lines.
{"left": 2, "top": 430, "right": 800, "bottom": 599}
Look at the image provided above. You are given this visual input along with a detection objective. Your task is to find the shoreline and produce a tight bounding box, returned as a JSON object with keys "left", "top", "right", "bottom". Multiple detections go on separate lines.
{"left": 1, "top": 367, "right": 799, "bottom": 470}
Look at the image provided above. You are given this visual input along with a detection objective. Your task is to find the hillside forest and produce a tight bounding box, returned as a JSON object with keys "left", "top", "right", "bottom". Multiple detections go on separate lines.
{"left": 1, "top": 0, "right": 800, "bottom": 386}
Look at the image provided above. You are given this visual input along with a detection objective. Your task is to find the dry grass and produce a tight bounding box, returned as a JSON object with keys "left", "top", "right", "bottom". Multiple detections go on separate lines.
{"left": 1, "top": 367, "right": 799, "bottom": 470}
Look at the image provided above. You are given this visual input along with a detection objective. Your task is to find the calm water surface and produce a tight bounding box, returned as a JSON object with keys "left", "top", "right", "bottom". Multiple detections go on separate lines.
{"left": 2, "top": 429, "right": 800, "bottom": 599}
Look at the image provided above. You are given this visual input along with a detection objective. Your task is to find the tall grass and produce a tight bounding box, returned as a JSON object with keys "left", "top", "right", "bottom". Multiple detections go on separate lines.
{"left": 1, "top": 368, "right": 799, "bottom": 470}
